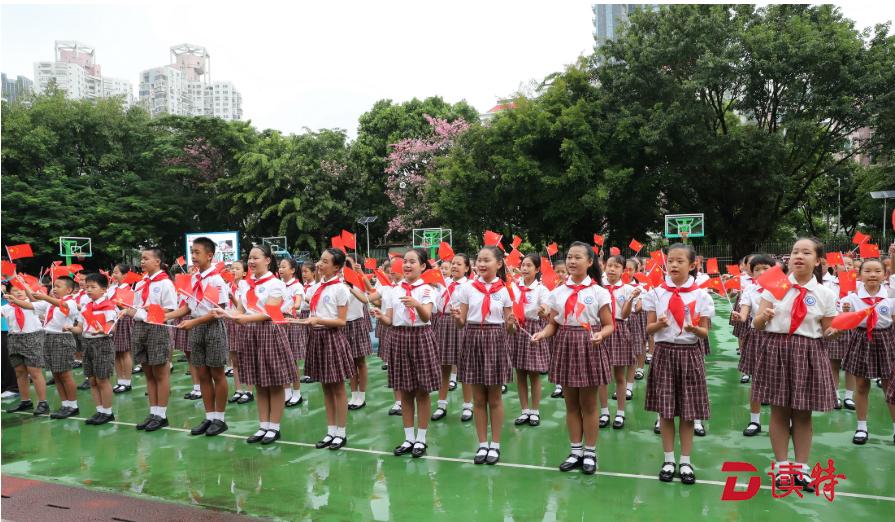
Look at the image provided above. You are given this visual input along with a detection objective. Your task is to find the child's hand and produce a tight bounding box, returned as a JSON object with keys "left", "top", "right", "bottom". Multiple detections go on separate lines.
{"left": 683, "top": 324, "right": 700, "bottom": 334}
{"left": 591, "top": 331, "right": 604, "bottom": 345}
{"left": 177, "top": 319, "right": 194, "bottom": 330}
{"left": 758, "top": 307, "right": 775, "bottom": 323}
{"left": 730, "top": 311, "right": 743, "bottom": 322}
{"left": 631, "top": 287, "right": 642, "bottom": 299}
{"left": 399, "top": 296, "right": 419, "bottom": 309}
{"left": 371, "top": 308, "right": 384, "bottom": 319}
{"left": 654, "top": 315, "right": 671, "bottom": 329}
{"left": 538, "top": 304, "right": 550, "bottom": 318}
{"left": 531, "top": 331, "right": 547, "bottom": 342}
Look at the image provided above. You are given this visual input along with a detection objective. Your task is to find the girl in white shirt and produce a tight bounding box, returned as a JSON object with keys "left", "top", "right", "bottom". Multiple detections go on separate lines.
{"left": 431, "top": 253, "right": 474, "bottom": 422}
{"left": 278, "top": 258, "right": 306, "bottom": 408}
{"left": 344, "top": 255, "right": 373, "bottom": 411}
{"left": 752, "top": 238, "right": 839, "bottom": 492}
{"left": 599, "top": 255, "right": 641, "bottom": 430}
{"left": 226, "top": 260, "right": 251, "bottom": 404}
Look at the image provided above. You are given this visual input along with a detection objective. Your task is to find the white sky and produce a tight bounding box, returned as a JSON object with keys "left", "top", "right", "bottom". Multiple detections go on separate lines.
{"left": 2, "top": 1, "right": 892, "bottom": 137}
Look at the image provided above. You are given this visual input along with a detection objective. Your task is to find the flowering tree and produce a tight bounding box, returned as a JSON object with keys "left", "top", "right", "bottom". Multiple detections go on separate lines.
{"left": 384, "top": 114, "right": 469, "bottom": 235}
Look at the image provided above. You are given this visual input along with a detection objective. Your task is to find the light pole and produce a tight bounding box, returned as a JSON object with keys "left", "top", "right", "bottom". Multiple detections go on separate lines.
{"left": 357, "top": 216, "right": 378, "bottom": 260}
{"left": 869, "top": 191, "right": 895, "bottom": 246}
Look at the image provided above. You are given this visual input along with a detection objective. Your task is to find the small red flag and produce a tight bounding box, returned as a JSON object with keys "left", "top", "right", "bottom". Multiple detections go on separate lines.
{"left": 705, "top": 258, "right": 719, "bottom": 275}
{"left": 859, "top": 243, "right": 880, "bottom": 259}
{"left": 629, "top": 239, "right": 643, "bottom": 253}
{"left": 176, "top": 256, "right": 186, "bottom": 266}
{"left": 726, "top": 264, "right": 741, "bottom": 276}
{"left": 724, "top": 277, "right": 741, "bottom": 292}
{"left": 114, "top": 286, "right": 135, "bottom": 307}
{"left": 264, "top": 303, "right": 286, "bottom": 324}
{"left": 505, "top": 249, "right": 522, "bottom": 269}
{"left": 1, "top": 260, "right": 15, "bottom": 276}
{"left": 686, "top": 301, "right": 701, "bottom": 326}
{"left": 699, "top": 277, "right": 724, "bottom": 295}
{"left": 343, "top": 267, "right": 365, "bottom": 289}
{"left": 364, "top": 258, "right": 378, "bottom": 270}
{"left": 546, "top": 243, "right": 558, "bottom": 257}
{"left": 756, "top": 265, "right": 791, "bottom": 300}
{"left": 483, "top": 230, "right": 502, "bottom": 247}
{"left": 203, "top": 285, "right": 221, "bottom": 306}
{"left": 540, "top": 258, "right": 557, "bottom": 290}
{"left": 511, "top": 235, "right": 523, "bottom": 250}
{"left": 221, "top": 269, "right": 235, "bottom": 283}
{"left": 390, "top": 258, "right": 404, "bottom": 274}
{"left": 512, "top": 299, "right": 526, "bottom": 327}
{"left": 331, "top": 236, "right": 346, "bottom": 253}
{"left": 838, "top": 269, "right": 857, "bottom": 298}
{"left": 649, "top": 250, "right": 665, "bottom": 266}
{"left": 647, "top": 266, "right": 664, "bottom": 288}
{"left": 831, "top": 309, "right": 872, "bottom": 331}
{"left": 52, "top": 261, "right": 63, "bottom": 267}
{"left": 852, "top": 231, "right": 870, "bottom": 245}
{"left": 593, "top": 234, "right": 604, "bottom": 247}
{"left": 374, "top": 269, "right": 392, "bottom": 287}
{"left": 6, "top": 244, "right": 33, "bottom": 260}
{"left": 610, "top": 247, "right": 621, "bottom": 256}
{"left": 122, "top": 272, "right": 143, "bottom": 285}
{"left": 825, "top": 252, "right": 844, "bottom": 267}
{"left": 621, "top": 272, "right": 632, "bottom": 285}
{"left": 65, "top": 264, "right": 84, "bottom": 273}
{"left": 573, "top": 302, "right": 590, "bottom": 331}
{"left": 592, "top": 245, "right": 600, "bottom": 256}
{"left": 421, "top": 269, "right": 446, "bottom": 287}
{"left": 340, "top": 230, "right": 356, "bottom": 250}
{"left": 146, "top": 304, "right": 167, "bottom": 325}
{"left": 51, "top": 266, "right": 71, "bottom": 278}
{"left": 174, "top": 274, "right": 193, "bottom": 297}
{"left": 438, "top": 242, "right": 454, "bottom": 261}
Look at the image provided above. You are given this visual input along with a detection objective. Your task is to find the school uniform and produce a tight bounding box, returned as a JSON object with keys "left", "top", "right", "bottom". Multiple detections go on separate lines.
{"left": 729, "top": 275, "right": 754, "bottom": 338}
{"left": 33, "top": 297, "right": 78, "bottom": 373}
{"left": 841, "top": 287, "right": 895, "bottom": 380}
{"left": 1, "top": 302, "right": 46, "bottom": 368}
{"left": 737, "top": 284, "right": 763, "bottom": 376}
{"left": 303, "top": 276, "right": 357, "bottom": 384}
{"left": 344, "top": 286, "right": 373, "bottom": 359}
{"left": 281, "top": 278, "right": 306, "bottom": 361}
{"left": 385, "top": 279, "right": 441, "bottom": 392}
{"left": 603, "top": 282, "right": 637, "bottom": 367}
{"left": 236, "top": 272, "right": 297, "bottom": 387}
{"left": 456, "top": 276, "right": 513, "bottom": 386}
{"left": 185, "top": 266, "right": 230, "bottom": 368}
{"left": 132, "top": 270, "right": 177, "bottom": 366}
{"left": 77, "top": 298, "right": 118, "bottom": 379}
{"left": 508, "top": 279, "right": 551, "bottom": 373}
{"left": 627, "top": 283, "right": 648, "bottom": 357}
{"left": 432, "top": 277, "right": 465, "bottom": 367}
{"left": 643, "top": 276, "right": 715, "bottom": 420}
{"left": 547, "top": 276, "right": 612, "bottom": 388}
{"left": 226, "top": 281, "right": 243, "bottom": 352}
{"left": 750, "top": 274, "right": 838, "bottom": 411}
{"left": 106, "top": 283, "right": 134, "bottom": 353}
{"left": 376, "top": 283, "right": 395, "bottom": 364}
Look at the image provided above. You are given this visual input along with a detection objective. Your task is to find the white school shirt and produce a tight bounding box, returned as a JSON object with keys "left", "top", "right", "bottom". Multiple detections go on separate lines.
{"left": 239, "top": 272, "right": 286, "bottom": 312}
{"left": 308, "top": 276, "right": 350, "bottom": 325}
{"left": 435, "top": 277, "right": 467, "bottom": 314}
{"left": 281, "top": 278, "right": 305, "bottom": 316}
{"left": 388, "top": 279, "right": 436, "bottom": 327}
{"left": 1, "top": 303, "right": 43, "bottom": 333}
{"left": 76, "top": 298, "right": 118, "bottom": 338}
{"left": 186, "top": 266, "right": 230, "bottom": 318}
{"left": 842, "top": 286, "right": 894, "bottom": 330}
{"left": 456, "top": 277, "right": 512, "bottom": 324}
{"left": 299, "top": 282, "right": 315, "bottom": 312}
{"left": 133, "top": 271, "right": 178, "bottom": 322}
{"left": 760, "top": 274, "right": 837, "bottom": 339}
{"left": 642, "top": 276, "right": 716, "bottom": 345}
{"left": 743, "top": 284, "right": 763, "bottom": 321}
{"left": 604, "top": 281, "right": 636, "bottom": 320}
{"left": 888, "top": 275, "right": 895, "bottom": 298}
{"left": 695, "top": 273, "right": 710, "bottom": 286}
{"left": 346, "top": 288, "right": 367, "bottom": 321}
{"left": 33, "top": 297, "right": 78, "bottom": 333}
{"left": 547, "top": 276, "right": 612, "bottom": 327}
{"left": 75, "top": 290, "right": 91, "bottom": 310}
{"left": 515, "top": 279, "right": 549, "bottom": 320}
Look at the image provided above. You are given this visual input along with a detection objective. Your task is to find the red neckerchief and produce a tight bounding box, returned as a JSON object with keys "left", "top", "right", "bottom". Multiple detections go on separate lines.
{"left": 10, "top": 303, "right": 25, "bottom": 330}
{"left": 400, "top": 281, "right": 419, "bottom": 322}
{"left": 789, "top": 284, "right": 808, "bottom": 335}
{"left": 139, "top": 271, "right": 170, "bottom": 304}
{"left": 563, "top": 279, "right": 594, "bottom": 320}
{"left": 285, "top": 279, "right": 299, "bottom": 288}
{"left": 660, "top": 281, "right": 697, "bottom": 332}
{"left": 309, "top": 278, "right": 340, "bottom": 313}
{"left": 193, "top": 266, "right": 222, "bottom": 302}
{"left": 470, "top": 279, "right": 505, "bottom": 322}
{"left": 246, "top": 273, "right": 276, "bottom": 306}
{"left": 861, "top": 296, "right": 884, "bottom": 340}
{"left": 606, "top": 281, "right": 624, "bottom": 326}
{"left": 46, "top": 296, "right": 74, "bottom": 326}
{"left": 441, "top": 280, "right": 462, "bottom": 314}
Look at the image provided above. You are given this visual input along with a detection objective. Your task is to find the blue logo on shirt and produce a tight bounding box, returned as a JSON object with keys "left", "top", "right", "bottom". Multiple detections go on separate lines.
{"left": 323, "top": 295, "right": 331, "bottom": 304}
{"left": 583, "top": 296, "right": 594, "bottom": 305}
{"left": 618, "top": 296, "right": 626, "bottom": 303}
{"left": 152, "top": 287, "right": 160, "bottom": 294}
{"left": 805, "top": 296, "right": 817, "bottom": 306}
{"left": 258, "top": 287, "right": 265, "bottom": 293}
{"left": 881, "top": 306, "right": 890, "bottom": 315}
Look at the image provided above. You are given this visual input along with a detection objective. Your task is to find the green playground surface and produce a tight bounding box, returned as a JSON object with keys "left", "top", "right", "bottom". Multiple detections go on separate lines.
{"left": 2, "top": 298, "right": 893, "bottom": 520}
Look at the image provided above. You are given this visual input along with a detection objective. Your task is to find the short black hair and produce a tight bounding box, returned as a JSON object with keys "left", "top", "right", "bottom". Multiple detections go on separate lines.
{"left": 192, "top": 237, "right": 216, "bottom": 255}
{"left": 57, "top": 276, "right": 76, "bottom": 292}
{"left": 85, "top": 272, "right": 109, "bottom": 289}
{"left": 749, "top": 254, "right": 775, "bottom": 272}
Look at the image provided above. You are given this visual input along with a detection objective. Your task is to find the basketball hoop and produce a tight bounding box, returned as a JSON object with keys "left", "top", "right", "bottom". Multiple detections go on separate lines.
{"left": 680, "top": 231, "right": 689, "bottom": 244}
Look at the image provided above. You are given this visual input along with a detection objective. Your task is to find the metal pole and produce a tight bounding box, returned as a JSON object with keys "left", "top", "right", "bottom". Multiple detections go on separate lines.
{"left": 365, "top": 223, "right": 371, "bottom": 261}
{"left": 884, "top": 198, "right": 888, "bottom": 246}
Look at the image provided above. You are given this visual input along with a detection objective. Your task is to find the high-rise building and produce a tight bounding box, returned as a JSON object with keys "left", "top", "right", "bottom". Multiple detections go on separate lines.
{"left": 138, "top": 44, "right": 242, "bottom": 120}
{"left": 2, "top": 73, "right": 34, "bottom": 102}
{"left": 592, "top": 4, "right": 658, "bottom": 48}
{"left": 32, "top": 41, "right": 133, "bottom": 107}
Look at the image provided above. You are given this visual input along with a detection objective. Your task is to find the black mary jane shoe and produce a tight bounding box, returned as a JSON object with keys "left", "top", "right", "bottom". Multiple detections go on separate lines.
{"left": 514, "top": 413, "right": 530, "bottom": 426}
{"left": 501, "top": 385, "right": 508, "bottom": 395}
{"left": 205, "top": 420, "right": 228, "bottom": 437}
{"left": 740, "top": 374, "right": 751, "bottom": 384}
{"left": 852, "top": 429, "right": 869, "bottom": 445}
{"left": 50, "top": 407, "right": 71, "bottom": 420}
{"left": 352, "top": 401, "right": 366, "bottom": 411}
{"left": 286, "top": 395, "right": 303, "bottom": 407}
{"left": 328, "top": 436, "right": 347, "bottom": 450}
{"left": 131, "top": 364, "right": 142, "bottom": 373}
{"left": 6, "top": 400, "right": 33, "bottom": 414}
{"left": 843, "top": 398, "right": 856, "bottom": 411}
{"left": 473, "top": 447, "right": 489, "bottom": 465}
{"left": 834, "top": 398, "right": 843, "bottom": 410}
{"left": 559, "top": 454, "right": 583, "bottom": 472}
{"left": 598, "top": 414, "right": 611, "bottom": 429}
{"left": 136, "top": 414, "right": 154, "bottom": 430}
{"left": 393, "top": 441, "right": 414, "bottom": 456}
{"left": 261, "top": 430, "right": 280, "bottom": 445}
{"left": 300, "top": 375, "right": 313, "bottom": 384}
{"left": 228, "top": 392, "right": 244, "bottom": 404}
{"left": 315, "top": 435, "right": 334, "bottom": 449}
{"left": 612, "top": 415, "right": 625, "bottom": 429}
{"left": 84, "top": 412, "right": 103, "bottom": 425}
{"left": 743, "top": 422, "right": 761, "bottom": 437}
{"left": 237, "top": 392, "right": 254, "bottom": 404}
{"left": 94, "top": 412, "right": 115, "bottom": 425}
{"left": 792, "top": 474, "right": 815, "bottom": 493}
{"left": 144, "top": 416, "right": 169, "bottom": 432}
{"left": 448, "top": 380, "right": 457, "bottom": 391}
{"left": 388, "top": 404, "right": 403, "bottom": 416}
{"left": 381, "top": 364, "right": 389, "bottom": 371}
{"left": 634, "top": 369, "right": 644, "bottom": 380}
{"left": 77, "top": 379, "right": 90, "bottom": 390}
{"left": 431, "top": 407, "right": 447, "bottom": 421}
{"left": 581, "top": 454, "right": 597, "bottom": 475}
{"left": 113, "top": 384, "right": 132, "bottom": 394}
{"left": 679, "top": 463, "right": 696, "bottom": 485}
{"left": 411, "top": 442, "right": 428, "bottom": 458}
{"left": 625, "top": 389, "right": 633, "bottom": 401}
{"left": 653, "top": 420, "right": 661, "bottom": 434}
{"left": 528, "top": 413, "right": 540, "bottom": 427}
{"left": 190, "top": 419, "right": 213, "bottom": 436}
{"left": 550, "top": 386, "right": 564, "bottom": 399}
{"left": 694, "top": 425, "right": 706, "bottom": 437}
{"left": 33, "top": 401, "right": 50, "bottom": 416}
{"left": 485, "top": 448, "right": 500, "bottom": 465}
{"left": 658, "top": 462, "right": 676, "bottom": 482}
{"left": 246, "top": 430, "right": 266, "bottom": 444}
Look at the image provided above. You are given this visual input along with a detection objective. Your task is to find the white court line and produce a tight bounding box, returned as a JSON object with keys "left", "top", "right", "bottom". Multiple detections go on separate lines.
{"left": 7, "top": 412, "right": 894, "bottom": 503}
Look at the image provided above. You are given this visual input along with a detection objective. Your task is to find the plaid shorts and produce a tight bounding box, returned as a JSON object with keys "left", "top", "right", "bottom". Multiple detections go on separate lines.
{"left": 131, "top": 321, "right": 172, "bottom": 367}
{"left": 189, "top": 319, "right": 229, "bottom": 368}
{"left": 8, "top": 331, "right": 46, "bottom": 369}
{"left": 45, "top": 332, "right": 77, "bottom": 373}
{"left": 82, "top": 336, "right": 115, "bottom": 379}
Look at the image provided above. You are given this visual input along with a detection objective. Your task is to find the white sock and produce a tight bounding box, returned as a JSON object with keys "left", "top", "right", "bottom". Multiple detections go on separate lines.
{"left": 584, "top": 445, "right": 596, "bottom": 456}
{"left": 293, "top": 390, "right": 302, "bottom": 401}
{"left": 616, "top": 410, "right": 625, "bottom": 417}
{"left": 845, "top": 390, "right": 854, "bottom": 400}
{"left": 350, "top": 391, "right": 358, "bottom": 405}
{"left": 694, "top": 419, "right": 703, "bottom": 428}
{"left": 462, "top": 402, "right": 472, "bottom": 410}
{"left": 857, "top": 420, "right": 868, "bottom": 431}
{"left": 260, "top": 421, "right": 270, "bottom": 430}
{"left": 530, "top": 409, "right": 539, "bottom": 416}
{"left": 489, "top": 441, "right": 500, "bottom": 450}
{"left": 285, "top": 387, "right": 293, "bottom": 400}
{"left": 121, "top": 379, "right": 131, "bottom": 386}
{"left": 404, "top": 427, "right": 415, "bottom": 442}
{"left": 157, "top": 407, "right": 167, "bottom": 419}
{"left": 268, "top": 423, "right": 280, "bottom": 432}
{"left": 96, "top": 406, "right": 103, "bottom": 413}
{"left": 416, "top": 428, "right": 427, "bottom": 444}
{"left": 206, "top": 412, "right": 214, "bottom": 420}
{"left": 795, "top": 462, "right": 810, "bottom": 475}
{"left": 395, "top": 400, "right": 402, "bottom": 407}
{"left": 357, "top": 391, "right": 365, "bottom": 404}
{"left": 150, "top": 406, "right": 158, "bottom": 416}
{"left": 437, "top": 400, "right": 447, "bottom": 408}
{"left": 626, "top": 382, "right": 633, "bottom": 392}
{"left": 600, "top": 407, "right": 610, "bottom": 415}
{"left": 571, "top": 443, "right": 584, "bottom": 456}
{"left": 892, "top": 422, "right": 895, "bottom": 435}
{"left": 253, "top": 427, "right": 266, "bottom": 437}
{"left": 664, "top": 451, "right": 675, "bottom": 462}
{"left": 336, "top": 426, "right": 346, "bottom": 437}
{"left": 117, "top": 379, "right": 124, "bottom": 386}
{"left": 750, "top": 413, "right": 760, "bottom": 424}
{"left": 193, "top": 384, "right": 200, "bottom": 392}
{"left": 680, "top": 455, "right": 691, "bottom": 466}
{"left": 328, "top": 425, "right": 336, "bottom": 436}
{"left": 103, "top": 407, "right": 113, "bottom": 414}
{"left": 450, "top": 372, "right": 457, "bottom": 381}
{"left": 521, "top": 408, "right": 530, "bottom": 416}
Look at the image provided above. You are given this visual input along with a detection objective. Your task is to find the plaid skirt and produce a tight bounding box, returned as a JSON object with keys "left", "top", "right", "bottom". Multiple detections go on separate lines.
{"left": 226, "top": 321, "right": 241, "bottom": 352}
{"left": 113, "top": 314, "right": 134, "bottom": 353}
{"left": 842, "top": 327, "right": 895, "bottom": 379}
{"left": 645, "top": 342, "right": 710, "bottom": 420}
{"left": 508, "top": 318, "right": 549, "bottom": 372}
{"left": 377, "top": 323, "right": 392, "bottom": 362}
{"left": 236, "top": 322, "right": 297, "bottom": 387}
{"left": 628, "top": 309, "right": 647, "bottom": 357}
{"left": 824, "top": 331, "right": 852, "bottom": 360}
{"left": 345, "top": 318, "right": 373, "bottom": 359}
{"left": 305, "top": 327, "right": 357, "bottom": 384}
{"left": 171, "top": 317, "right": 190, "bottom": 352}
{"left": 604, "top": 319, "right": 636, "bottom": 367}
{"left": 45, "top": 332, "right": 77, "bottom": 373}
{"left": 729, "top": 293, "right": 743, "bottom": 337}
{"left": 457, "top": 323, "right": 512, "bottom": 386}
{"left": 699, "top": 336, "right": 711, "bottom": 356}
{"left": 737, "top": 327, "right": 763, "bottom": 375}
{"left": 433, "top": 312, "right": 463, "bottom": 366}
{"left": 387, "top": 326, "right": 441, "bottom": 392}
{"left": 549, "top": 324, "right": 611, "bottom": 388}
{"left": 284, "top": 313, "right": 308, "bottom": 361}
{"left": 886, "top": 371, "right": 895, "bottom": 404}
{"left": 82, "top": 336, "right": 114, "bottom": 379}
{"left": 7, "top": 331, "right": 46, "bottom": 369}
{"left": 131, "top": 321, "right": 172, "bottom": 367}
{"left": 751, "top": 332, "right": 836, "bottom": 411}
